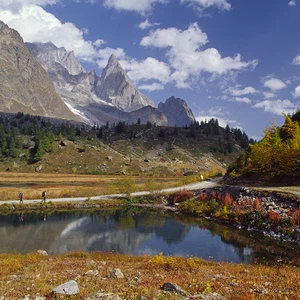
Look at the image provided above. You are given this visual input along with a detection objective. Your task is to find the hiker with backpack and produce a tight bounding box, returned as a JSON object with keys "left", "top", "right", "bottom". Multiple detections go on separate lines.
{"left": 42, "top": 191, "right": 46, "bottom": 203}
{"left": 19, "top": 192, "right": 24, "bottom": 203}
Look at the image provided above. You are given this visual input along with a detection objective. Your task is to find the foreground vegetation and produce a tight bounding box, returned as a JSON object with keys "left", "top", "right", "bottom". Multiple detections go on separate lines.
{"left": 172, "top": 189, "right": 300, "bottom": 242}
{"left": 0, "top": 251, "right": 299, "bottom": 299}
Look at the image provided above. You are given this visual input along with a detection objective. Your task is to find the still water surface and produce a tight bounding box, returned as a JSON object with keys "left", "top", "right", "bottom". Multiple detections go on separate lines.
{"left": 0, "top": 208, "right": 298, "bottom": 263}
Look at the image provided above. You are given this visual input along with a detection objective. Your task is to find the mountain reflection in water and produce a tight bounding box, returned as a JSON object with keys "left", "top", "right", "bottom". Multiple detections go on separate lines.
{"left": 0, "top": 208, "right": 299, "bottom": 264}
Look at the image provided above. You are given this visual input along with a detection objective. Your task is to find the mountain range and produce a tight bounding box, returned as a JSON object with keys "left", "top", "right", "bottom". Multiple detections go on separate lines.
{"left": 0, "top": 20, "right": 196, "bottom": 127}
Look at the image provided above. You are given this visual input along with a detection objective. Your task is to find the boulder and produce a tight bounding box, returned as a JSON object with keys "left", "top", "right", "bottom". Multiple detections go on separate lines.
{"left": 109, "top": 268, "right": 124, "bottom": 279}
{"left": 37, "top": 250, "right": 48, "bottom": 256}
{"left": 35, "top": 165, "right": 43, "bottom": 172}
{"left": 52, "top": 280, "right": 79, "bottom": 295}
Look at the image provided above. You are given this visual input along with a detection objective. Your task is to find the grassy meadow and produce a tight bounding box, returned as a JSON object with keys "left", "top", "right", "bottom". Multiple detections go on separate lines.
{"left": 0, "top": 252, "right": 299, "bottom": 299}
{"left": 0, "top": 172, "right": 184, "bottom": 201}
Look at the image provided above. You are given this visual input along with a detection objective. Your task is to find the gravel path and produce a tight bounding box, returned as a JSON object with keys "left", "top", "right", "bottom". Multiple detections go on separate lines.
{"left": 0, "top": 178, "right": 221, "bottom": 206}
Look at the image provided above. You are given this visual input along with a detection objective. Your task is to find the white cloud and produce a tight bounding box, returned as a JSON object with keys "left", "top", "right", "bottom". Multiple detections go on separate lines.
{"left": 253, "top": 99, "right": 296, "bottom": 115}
{"left": 288, "top": 1, "right": 296, "bottom": 6}
{"left": 263, "top": 91, "right": 276, "bottom": 99}
{"left": 103, "top": 0, "right": 168, "bottom": 14}
{"left": 0, "top": 0, "right": 59, "bottom": 13}
{"left": 93, "top": 39, "right": 105, "bottom": 48}
{"left": 122, "top": 57, "right": 171, "bottom": 84}
{"left": 181, "top": 0, "right": 231, "bottom": 12}
{"left": 263, "top": 77, "right": 287, "bottom": 91}
{"left": 138, "top": 19, "right": 160, "bottom": 30}
{"left": 227, "top": 86, "right": 257, "bottom": 96}
{"left": 234, "top": 97, "right": 251, "bottom": 104}
{"left": 141, "top": 23, "right": 257, "bottom": 88}
{"left": 292, "top": 85, "right": 300, "bottom": 98}
{"left": 292, "top": 54, "right": 300, "bottom": 65}
{"left": 138, "top": 82, "right": 164, "bottom": 91}
{"left": 0, "top": 3, "right": 97, "bottom": 60}
{"left": 141, "top": 22, "right": 209, "bottom": 51}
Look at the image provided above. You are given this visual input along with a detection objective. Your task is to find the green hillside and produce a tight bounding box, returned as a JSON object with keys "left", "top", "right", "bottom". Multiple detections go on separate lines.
{"left": 0, "top": 113, "right": 251, "bottom": 178}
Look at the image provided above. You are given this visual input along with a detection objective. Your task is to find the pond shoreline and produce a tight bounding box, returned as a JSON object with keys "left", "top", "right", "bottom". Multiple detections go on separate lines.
{"left": 1, "top": 184, "right": 300, "bottom": 248}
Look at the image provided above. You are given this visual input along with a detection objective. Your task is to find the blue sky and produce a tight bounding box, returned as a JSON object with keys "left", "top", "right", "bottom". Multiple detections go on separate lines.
{"left": 1, "top": 0, "right": 300, "bottom": 139}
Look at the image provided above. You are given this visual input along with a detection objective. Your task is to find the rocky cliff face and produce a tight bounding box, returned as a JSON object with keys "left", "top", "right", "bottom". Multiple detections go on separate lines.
{"left": 25, "top": 42, "right": 86, "bottom": 76}
{"left": 158, "top": 96, "right": 195, "bottom": 127}
{"left": 95, "top": 54, "right": 155, "bottom": 112}
{"left": 0, "top": 21, "right": 79, "bottom": 121}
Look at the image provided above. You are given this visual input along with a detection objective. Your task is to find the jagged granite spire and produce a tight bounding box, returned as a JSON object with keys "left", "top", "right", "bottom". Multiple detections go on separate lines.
{"left": 95, "top": 54, "right": 156, "bottom": 112}
{"left": 158, "top": 96, "right": 195, "bottom": 126}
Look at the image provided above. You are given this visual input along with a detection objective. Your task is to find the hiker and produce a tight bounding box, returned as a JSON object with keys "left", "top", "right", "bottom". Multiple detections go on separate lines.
{"left": 19, "top": 192, "right": 24, "bottom": 203}
{"left": 42, "top": 191, "right": 46, "bottom": 202}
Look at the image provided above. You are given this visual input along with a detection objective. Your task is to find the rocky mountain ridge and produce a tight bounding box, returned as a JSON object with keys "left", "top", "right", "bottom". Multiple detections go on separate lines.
{"left": 0, "top": 20, "right": 80, "bottom": 122}
{"left": 25, "top": 40, "right": 195, "bottom": 126}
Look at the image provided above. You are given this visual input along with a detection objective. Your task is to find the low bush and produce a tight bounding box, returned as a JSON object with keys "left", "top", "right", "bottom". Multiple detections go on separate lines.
{"left": 168, "top": 190, "right": 193, "bottom": 205}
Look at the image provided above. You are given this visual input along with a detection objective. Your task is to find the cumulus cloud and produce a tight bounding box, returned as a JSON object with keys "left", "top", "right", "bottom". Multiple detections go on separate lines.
{"left": 227, "top": 86, "right": 257, "bottom": 96}
{"left": 292, "top": 85, "right": 300, "bottom": 98}
{"left": 122, "top": 57, "right": 171, "bottom": 84}
{"left": 253, "top": 99, "right": 296, "bottom": 115}
{"left": 234, "top": 97, "right": 251, "bottom": 104}
{"left": 0, "top": 3, "right": 97, "bottom": 60}
{"left": 103, "top": 0, "right": 168, "bottom": 14}
{"left": 263, "top": 91, "right": 276, "bottom": 99}
{"left": 138, "top": 19, "right": 160, "bottom": 30}
{"left": 0, "top": 0, "right": 59, "bottom": 13}
{"left": 141, "top": 22, "right": 257, "bottom": 88}
{"left": 263, "top": 77, "right": 287, "bottom": 91}
{"left": 93, "top": 39, "right": 106, "bottom": 48}
{"left": 138, "top": 82, "right": 165, "bottom": 91}
{"left": 288, "top": 1, "right": 296, "bottom": 6}
{"left": 292, "top": 54, "right": 300, "bottom": 65}
{"left": 181, "top": 0, "right": 231, "bottom": 12}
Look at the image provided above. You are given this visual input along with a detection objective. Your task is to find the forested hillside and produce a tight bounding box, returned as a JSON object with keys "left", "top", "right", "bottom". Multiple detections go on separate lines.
{"left": 0, "top": 112, "right": 251, "bottom": 176}
{"left": 225, "top": 112, "right": 300, "bottom": 185}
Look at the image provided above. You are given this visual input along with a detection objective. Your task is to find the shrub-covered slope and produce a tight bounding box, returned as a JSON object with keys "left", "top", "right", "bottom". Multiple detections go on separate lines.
{"left": 225, "top": 113, "right": 300, "bottom": 185}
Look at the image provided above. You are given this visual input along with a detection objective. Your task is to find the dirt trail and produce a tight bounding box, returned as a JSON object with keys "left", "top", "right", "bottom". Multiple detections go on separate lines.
{"left": 0, "top": 178, "right": 221, "bottom": 206}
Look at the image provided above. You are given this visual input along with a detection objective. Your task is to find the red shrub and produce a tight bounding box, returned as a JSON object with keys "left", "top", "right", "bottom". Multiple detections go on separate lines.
{"left": 169, "top": 190, "right": 193, "bottom": 205}
{"left": 198, "top": 192, "right": 208, "bottom": 202}
{"left": 223, "top": 193, "right": 234, "bottom": 206}
{"left": 211, "top": 191, "right": 221, "bottom": 202}
{"left": 253, "top": 197, "right": 261, "bottom": 211}
{"left": 267, "top": 210, "right": 282, "bottom": 226}
{"left": 291, "top": 209, "right": 300, "bottom": 226}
